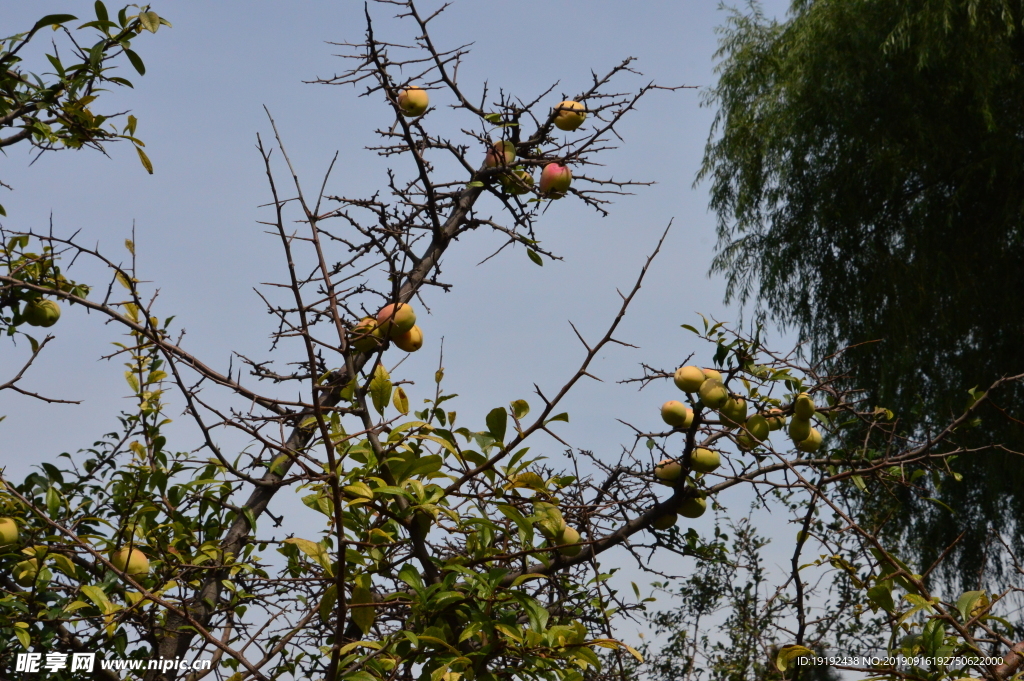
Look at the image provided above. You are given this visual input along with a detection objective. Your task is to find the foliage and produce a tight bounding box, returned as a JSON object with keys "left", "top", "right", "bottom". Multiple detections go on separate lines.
{"left": 1, "top": 3, "right": 1024, "bottom": 681}
{"left": 0, "top": 2, "right": 170, "bottom": 215}
{"left": 699, "top": 0, "right": 1024, "bottom": 589}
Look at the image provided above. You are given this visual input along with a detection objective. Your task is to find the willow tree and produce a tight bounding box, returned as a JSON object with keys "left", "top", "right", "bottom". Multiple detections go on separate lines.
{"left": 3, "top": 3, "right": 1024, "bottom": 681}
{"left": 700, "top": 0, "right": 1024, "bottom": 589}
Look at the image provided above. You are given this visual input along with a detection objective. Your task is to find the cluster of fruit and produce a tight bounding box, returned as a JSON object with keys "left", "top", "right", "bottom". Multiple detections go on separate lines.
{"left": 648, "top": 366, "right": 825, "bottom": 530}
{"left": 1, "top": 517, "right": 149, "bottom": 588}
{"left": 349, "top": 302, "right": 423, "bottom": 355}
{"left": 533, "top": 502, "right": 582, "bottom": 557}
{"left": 396, "top": 86, "right": 581, "bottom": 200}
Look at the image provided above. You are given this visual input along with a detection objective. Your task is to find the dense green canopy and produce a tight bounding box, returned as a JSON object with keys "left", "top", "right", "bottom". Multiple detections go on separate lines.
{"left": 701, "top": 0, "right": 1024, "bottom": 586}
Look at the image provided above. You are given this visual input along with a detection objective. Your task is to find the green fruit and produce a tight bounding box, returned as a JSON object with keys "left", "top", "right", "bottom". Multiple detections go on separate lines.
{"left": 655, "top": 458, "right": 682, "bottom": 483}
{"left": 788, "top": 416, "right": 812, "bottom": 443}
{"left": 557, "top": 526, "right": 582, "bottom": 557}
{"left": 702, "top": 368, "right": 723, "bottom": 382}
{"left": 736, "top": 432, "right": 756, "bottom": 451}
{"left": 673, "top": 365, "right": 705, "bottom": 393}
{"left": 485, "top": 140, "right": 516, "bottom": 167}
{"left": 796, "top": 428, "right": 823, "bottom": 453}
{"left": 766, "top": 414, "right": 787, "bottom": 431}
{"left": 376, "top": 303, "right": 416, "bottom": 337}
{"left": 746, "top": 414, "right": 770, "bottom": 442}
{"left": 679, "top": 496, "right": 707, "bottom": 519}
{"left": 350, "top": 317, "right": 383, "bottom": 353}
{"left": 13, "top": 558, "right": 39, "bottom": 587}
{"left": 698, "top": 379, "right": 728, "bottom": 410}
{"left": 0, "top": 518, "right": 18, "bottom": 547}
{"left": 534, "top": 502, "right": 567, "bottom": 539}
{"left": 660, "top": 400, "right": 693, "bottom": 429}
{"left": 23, "top": 299, "right": 61, "bottom": 327}
{"left": 111, "top": 547, "right": 150, "bottom": 576}
{"left": 720, "top": 396, "right": 748, "bottom": 427}
{"left": 793, "top": 392, "right": 815, "bottom": 419}
{"left": 652, "top": 513, "right": 677, "bottom": 530}
{"left": 501, "top": 168, "right": 534, "bottom": 195}
{"left": 690, "top": 447, "right": 721, "bottom": 473}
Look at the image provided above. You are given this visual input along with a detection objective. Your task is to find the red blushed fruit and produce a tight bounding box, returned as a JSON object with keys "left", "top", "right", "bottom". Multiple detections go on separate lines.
{"left": 485, "top": 140, "right": 516, "bottom": 167}
{"left": 539, "top": 163, "right": 572, "bottom": 198}
{"left": 376, "top": 302, "right": 417, "bottom": 337}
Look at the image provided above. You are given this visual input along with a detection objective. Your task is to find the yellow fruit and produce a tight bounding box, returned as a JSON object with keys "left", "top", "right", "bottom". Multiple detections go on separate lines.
{"left": 796, "top": 428, "right": 822, "bottom": 453}
{"left": 501, "top": 168, "right": 534, "bottom": 195}
{"left": 698, "top": 379, "right": 728, "bottom": 409}
{"left": 23, "top": 299, "right": 61, "bottom": 327}
{"left": 652, "top": 513, "right": 678, "bottom": 530}
{"left": 655, "top": 458, "right": 682, "bottom": 483}
{"left": 350, "top": 317, "right": 383, "bottom": 353}
{"left": 679, "top": 496, "right": 707, "bottom": 519}
{"left": 793, "top": 392, "right": 815, "bottom": 419}
{"left": 393, "top": 325, "right": 424, "bottom": 352}
{"left": 111, "top": 547, "right": 150, "bottom": 576}
{"left": 13, "top": 558, "right": 39, "bottom": 587}
{"left": 485, "top": 140, "right": 516, "bottom": 167}
{"left": 557, "top": 526, "right": 582, "bottom": 557}
{"left": 788, "top": 416, "right": 812, "bottom": 443}
{"left": 673, "top": 365, "right": 705, "bottom": 393}
{"left": 0, "top": 518, "right": 18, "bottom": 547}
{"left": 702, "top": 368, "right": 723, "bottom": 382}
{"left": 660, "top": 401, "right": 693, "bottom": 429}
{"left": 553, "top": 100, "right": 586, "bottom": 131}
{"left": 397, "top": 86, "right": 429, "bottom": 117}
{"left": 746, "top": 414, "right": 770, "bottom": 441}
{"left": 376, "top": 303, "right": 417, "bottom": 337}
{"left": 720, "top": 396, "right": 748, "bottom": 427}
{"left": 690, "top": 447, "right": 721, "bottom": 473}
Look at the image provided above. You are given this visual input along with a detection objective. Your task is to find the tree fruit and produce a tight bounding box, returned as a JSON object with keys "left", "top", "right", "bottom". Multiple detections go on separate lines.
{"left": 793, "top": 392, "right": 815, "bottom": 419}
{"left": 350, "top": 317, "right": 383, "bottom": 353}
{"left": 679, "top": 496, "right": 707, "bottom": 519}
{"left": 557, "top": 526, "right": 582, "bottom": 557}
{"left": 736, "top": 432, "right": 756, "bottom": 451}
{"left": 539, "top": 163, "right": 572, "bottom": 198}
{"left": 553, "top": 100, "right": 586, "bottom": 131}
{"left": 660, "top": 400, "right": 693, "bottom": 429}
{"left": 0, "top": 518, "right": 18, "bottom": 547}
{"left": 698, "top": 379, "right": 728, "bottom": 409}
{"left": 720, "top": 396, "right": 748, "bottom": 427}
{"left": 111, "top": 547, "right": 150, "bottom": 576}
{"left": 376, "top": 303, "right": 416, "bottom": 337}
{"left": 501, "top": 168, "right": 534, "bottom": 195}
{"left": 702, "top": 368, "right": 723, "bottom": 382}
{"left": 23, "top": 299, "right": 61, "bottom": 327}
{"left": 788, "top": 416, "right": 812, "bottom": 443}
{"left": 534, "top": 502, "right": 567, "bottom": 539}
{"left": 796, "top": 427, "right": 822, "bottom": 453}
{"left": 673, "top": 365, "right": 705, "bottom": 393}
{"left": 655, "top": 458, "right": 682, "bottom": 483}
{"left": 393, "top": 325, "right": 423, "bottom": 352}
{"left": 766, "top": 413, "right": 787, "bottom": 431}
{"left": 746, "top": 414, "right": 770, "bottom": 442}
{"left": 652, "top": 513, "right": 678, "bottom": 530}
{"left": 13, "top": 558, "right": 39, "bottom": 588}
{"left": 485, "top": 140, "right": 516, "bottom": 167}
{"left": 690, "top": 447, "right": 721, "bottom": 473}
{"left": 397, "top": 86, "right": 429, "bottom": 117}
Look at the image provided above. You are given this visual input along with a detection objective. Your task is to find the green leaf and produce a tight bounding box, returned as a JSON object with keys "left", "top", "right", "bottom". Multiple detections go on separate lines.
{"left": 81, "top": 585, "right": 115, "bottom": 614}
{"left": 319, "top": 584, "right": 337, "bottom": 623}
{"left": 135, "top": 145, "right": 153, "bottom": 174}
{"left": 510, "top": 399, "right": 530, "bottom": 420}
{"left": 94, "top": 1, "right": 108, "bottom": 22}
{"left": 527, "top": 249, "right": 543, "bottom": 266}
{"left": 124, "top": 48, "right": 145, "bottom": 75}
{"left": 393, "top": 386, "right": 409, "bottom": 415}
{"left": 139, "top": 11, "right": 160, "bottom": 33}
{"left": 486, "top": 407, "right": 507, "bottom": 442}
{"left": 33, "top": 14, "right": 77, "bottom": 31}
{"left": 545, "top": 412, "right": 569, "bottom": 425}
{"left": 369, "top": 364, "right": 392, "bottom": 415}
{"left": 398, "top": 564, "right": 424, "bottom": 591}
{"left": 956, "top": 590, "right": 987, "bottom": 621}
{"left": 867, "top": 581, "right": 895, "bottom": 613}
{"left": 284, "top": 538, "right": 333, "bottom": 574}
{"left": 14, "top": 628, "right": 30, "bottom": 649}
{"left": 484, "top": 112, "right": 503, "bottom": 124}
{"left": 775, "top": 645, "right": 813, "bottom": 672}
{"left": 467, "top": 180, "right": 485, "bottom": 188}
{"left": 350, "top": 585, "right": 376, "bottom": 634}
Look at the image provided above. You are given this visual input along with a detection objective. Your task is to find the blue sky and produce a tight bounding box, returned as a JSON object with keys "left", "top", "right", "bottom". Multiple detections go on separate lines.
{"left": 1, "top": 0, "right": 799, "bottom": 652}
